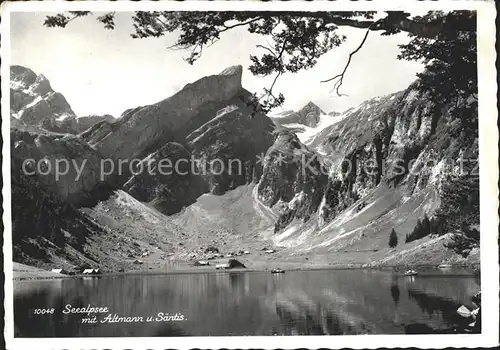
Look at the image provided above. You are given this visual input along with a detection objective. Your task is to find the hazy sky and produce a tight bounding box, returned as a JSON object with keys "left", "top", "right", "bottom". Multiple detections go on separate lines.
{"left": 11, "top": 12, "right": 424, "bottom": 118}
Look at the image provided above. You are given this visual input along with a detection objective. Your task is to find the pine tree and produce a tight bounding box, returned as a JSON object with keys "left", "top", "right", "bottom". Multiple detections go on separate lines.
{"left": 51, "top": 224, "right": 65, "bottom": 247}
{"left": 430, "top": 217, "right": 441, "bottom": 234}
{"left": 434, "top": 175, "right": 479, "bottom": 257}
{"left": 389, "top": 229, "right": 398, "bottom": 248}
{"left": 421, "top": 214, "right": 431, "bottom": 237}
{"left": 406, "top": 219, "right": 421, "bottom": 243}
{"left": 434, "top": 176, "right": 479, "bottom": 234}
{"left": 406, "top": 214, "right": 434, "bottom": 243}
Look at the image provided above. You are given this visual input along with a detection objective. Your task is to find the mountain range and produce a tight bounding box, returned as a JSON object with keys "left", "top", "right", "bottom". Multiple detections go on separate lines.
{"left": 9, "top": 64, "right": 479, "bottom": 272}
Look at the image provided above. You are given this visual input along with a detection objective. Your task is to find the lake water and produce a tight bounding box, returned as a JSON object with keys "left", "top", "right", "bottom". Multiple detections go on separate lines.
{"left": 13, "top": 269, "right": 480, "bottom": 337}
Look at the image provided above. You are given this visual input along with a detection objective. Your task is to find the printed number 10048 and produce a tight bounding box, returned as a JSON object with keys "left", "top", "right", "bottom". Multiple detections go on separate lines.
{"left": 33, "top": 308, "right": 55, "bottom": 315}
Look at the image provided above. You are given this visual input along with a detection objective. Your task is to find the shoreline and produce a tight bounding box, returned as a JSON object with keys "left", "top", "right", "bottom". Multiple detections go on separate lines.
{"left": 13, "top": 262, "right": 479, "bottom": 281}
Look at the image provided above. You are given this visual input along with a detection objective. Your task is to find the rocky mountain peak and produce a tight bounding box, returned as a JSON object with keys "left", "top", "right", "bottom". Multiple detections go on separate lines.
{"left": 10, "top": 65, "right": 119, "bottom": 135}
{"left": 10, "top": 65, "right": 37, "bottom": 88}
{"left": 31, "top": 74, "right": 53, "bottom": 96}
{"left": 85, "top": 65, "right": 249, "bottom": 160}
{"left": 16, "top": 66, "right": 274, "bottom": 215}
{"left": 166, "top": 65, "right": 243, "bottom": 115}
{"left": 219, "top": 64, "right": 243, "bottom": 78}
{"left": 10, "top": 65, "right": 77, "bottom": 129}
{"left": 271, "top": 101, "right": 326, "bottom": 129}
{"left": 300, "top": 101, "right": 324, "bottom": 113}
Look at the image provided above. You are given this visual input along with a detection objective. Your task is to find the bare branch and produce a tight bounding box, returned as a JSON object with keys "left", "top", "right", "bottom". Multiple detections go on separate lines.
{"left": 256, "top": 44, "right": 277, "bottom": 57}
{"left": 266, "top": 71, "right": 282, "bottom": 99}
{"left": 182, "top": 43, "right": 204, "bottom": 65}
{"left": 321, "top": 22, "right": 376, "bottom": 96}
{"left": 277, "top": 39, "right": 287, "bottom": 59}
{"left": 248, "top": 38, "right": 288, "bottom": 115}
{"left": 263, "top": 39, "right": 287, "bottom": 99}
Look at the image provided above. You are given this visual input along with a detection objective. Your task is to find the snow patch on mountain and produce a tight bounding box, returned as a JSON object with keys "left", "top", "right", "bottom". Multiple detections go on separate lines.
{"left": 271, "top": 105, "right": 348, "bottom": 145}
{"left": 300, "top": 112, "right": 349, "bottom": 145}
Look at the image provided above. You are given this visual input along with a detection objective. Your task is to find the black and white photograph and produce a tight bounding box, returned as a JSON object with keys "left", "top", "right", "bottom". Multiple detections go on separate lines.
{"left": 2, "top": 1, "right": 498, "bottom": 348}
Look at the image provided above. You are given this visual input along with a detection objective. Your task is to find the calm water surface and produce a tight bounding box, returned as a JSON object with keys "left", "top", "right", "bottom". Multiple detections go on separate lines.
{"left": 13, "top": 269, "right": 480, "bottom": 337}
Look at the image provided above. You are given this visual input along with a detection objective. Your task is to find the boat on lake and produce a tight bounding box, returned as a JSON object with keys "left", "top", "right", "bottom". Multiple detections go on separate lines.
{"left": 271, "top": 268, "right": 285, "bottom": 274}
{"left": 404, "top": 269, "right": 418, "bottom": 276}
{"left": 437, "top": 264, "right": 453, "bottom": 269}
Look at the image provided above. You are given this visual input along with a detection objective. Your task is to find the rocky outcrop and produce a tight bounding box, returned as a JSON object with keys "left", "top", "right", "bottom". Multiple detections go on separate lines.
{"left": 311, "top": 92, "right": 404, "bottom": 223}
{"left": 62, "top": 114, "right": 116, "bottom": 134}
{"left": 11, "top": 64, "right": 274, "bottom": 213}
{"left": 298, "top": 101, "right": 325, "bottom": 127}
{"left": 316, "top": 82, "right": 462, "bottom": 212}
{"left": 257, "top": 130, "right": 328, "bottom": 232}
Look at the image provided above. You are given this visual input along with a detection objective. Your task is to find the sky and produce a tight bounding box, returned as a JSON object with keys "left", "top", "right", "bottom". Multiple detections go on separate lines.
{"left": 10, "top": 12, "right": 424, "bottom": 118}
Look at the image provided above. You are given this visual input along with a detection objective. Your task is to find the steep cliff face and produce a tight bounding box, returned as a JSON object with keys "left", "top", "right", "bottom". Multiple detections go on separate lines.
{"left": 186, "top": 90, "right": 274, "bottom": 195}
{"left": 11, "top": 128, "right": 110, "bottom": 205}
{"left": 122, "top": 142, "right": 209, "bottom": 215}
{"left": 257, "top": 130, "right": 328, "bottom": 232}
{"left": 10, "top": 127, "right": 112, "bottom": 269}
{"left": 259, "top": 80, "right": 478, "bottom": 257}
{"left": 11, "top": 64, "right": 273, "bottom": 206}
{"left": 11, "top": 170, "right": 107, "bottom": 269}
{"left": 122, "top": 92, "right": 274, "bottom": 214}
{"left": 316, "top": 81, "right": 476, "bottom": 211}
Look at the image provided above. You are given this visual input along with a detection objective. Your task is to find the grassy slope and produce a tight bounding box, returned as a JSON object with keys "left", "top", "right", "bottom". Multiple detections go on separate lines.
{"left": 75, "top": 183, "right": 478, "bottom": 273}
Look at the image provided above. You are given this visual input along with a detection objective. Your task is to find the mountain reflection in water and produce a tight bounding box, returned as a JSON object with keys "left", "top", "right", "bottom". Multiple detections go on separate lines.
{"left": 13, "top": 269, "right": 479, "bottom": 337}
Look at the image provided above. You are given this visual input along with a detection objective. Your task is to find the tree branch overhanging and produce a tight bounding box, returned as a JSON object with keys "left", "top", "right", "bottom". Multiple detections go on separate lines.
{"left": 302, "top": 11, "right": 476, "bottom": 39}
{"left": 321, "top": 21, "right": 377, "bottom": 96}
{"left": 247, "top": 38, "right": 288, "bottom": 115}
{"left": 43, "top": 10, "right": 477, "bottom": 112}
